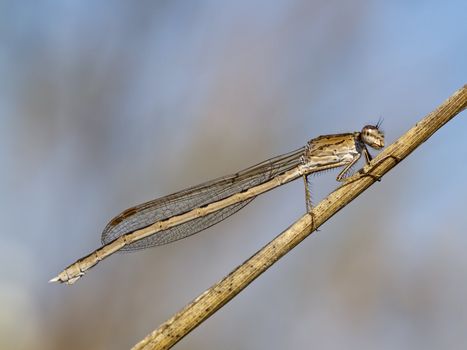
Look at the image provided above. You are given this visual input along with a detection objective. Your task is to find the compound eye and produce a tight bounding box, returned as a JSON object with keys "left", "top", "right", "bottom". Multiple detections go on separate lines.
{"left": 361, "top": 125, "right": 384, "bottom": 149}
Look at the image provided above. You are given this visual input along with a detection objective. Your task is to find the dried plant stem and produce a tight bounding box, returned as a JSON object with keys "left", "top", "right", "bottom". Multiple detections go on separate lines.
{"left": 133, "top": 85, "right": 467, "bottom": 350}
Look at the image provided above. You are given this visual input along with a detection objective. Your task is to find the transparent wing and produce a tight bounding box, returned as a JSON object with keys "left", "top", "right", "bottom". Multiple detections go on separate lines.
{"left": 101, "top": 146, "right": 305, "bottom": 251}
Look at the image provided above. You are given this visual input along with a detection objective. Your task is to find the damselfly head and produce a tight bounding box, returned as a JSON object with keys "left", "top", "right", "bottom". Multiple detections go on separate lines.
{"left": 360, "top": 125, "right": 384, "bottom": 149}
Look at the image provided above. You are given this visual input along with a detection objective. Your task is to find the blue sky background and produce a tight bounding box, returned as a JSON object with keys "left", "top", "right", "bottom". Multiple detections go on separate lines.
{"left": 1, "top": 1, "right": 467, "bottom": 349}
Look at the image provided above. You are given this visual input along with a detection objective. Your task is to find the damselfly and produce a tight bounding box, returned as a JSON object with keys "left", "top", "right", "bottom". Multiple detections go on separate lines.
{"left": 51, "top": 124, "right": 384, "bottom": 284}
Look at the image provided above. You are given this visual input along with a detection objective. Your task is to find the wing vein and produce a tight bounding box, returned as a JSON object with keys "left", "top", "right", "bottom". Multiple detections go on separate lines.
{"left": 101, "top": 146, "right": 305, "bottom": 250}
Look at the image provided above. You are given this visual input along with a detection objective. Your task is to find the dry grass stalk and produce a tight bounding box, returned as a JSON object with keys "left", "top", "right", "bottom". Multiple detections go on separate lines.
{"left": 133, "top": 85, "right": 467, "bottom": 350}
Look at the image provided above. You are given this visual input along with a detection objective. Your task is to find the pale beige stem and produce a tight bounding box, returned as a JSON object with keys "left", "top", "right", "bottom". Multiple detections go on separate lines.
{"left": 132, "top": 85, "right": 467, "bottom": 350}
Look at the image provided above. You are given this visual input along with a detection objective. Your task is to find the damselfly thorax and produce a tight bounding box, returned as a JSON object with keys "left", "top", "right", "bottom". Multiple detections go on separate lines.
{"left": 301, "top": 127, "right": 384, "bottom": 179}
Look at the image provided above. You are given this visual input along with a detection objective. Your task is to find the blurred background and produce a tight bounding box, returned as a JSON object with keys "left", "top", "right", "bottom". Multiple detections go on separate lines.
{"left": 2, "top": 1, "right": 467, "bottom": 349}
